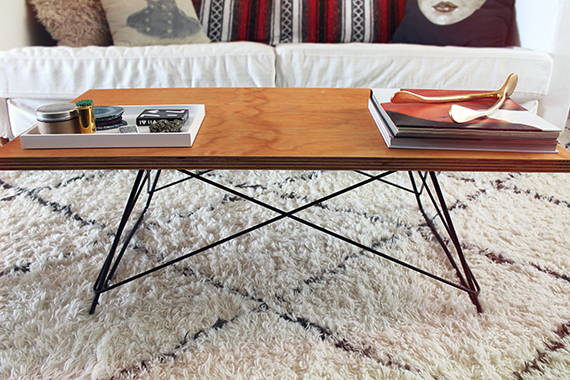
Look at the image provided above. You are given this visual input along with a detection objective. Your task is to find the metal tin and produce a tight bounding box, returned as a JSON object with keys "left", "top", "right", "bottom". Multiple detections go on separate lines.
{"left": 36, "top": 103, "right": 81, "bottom": 134}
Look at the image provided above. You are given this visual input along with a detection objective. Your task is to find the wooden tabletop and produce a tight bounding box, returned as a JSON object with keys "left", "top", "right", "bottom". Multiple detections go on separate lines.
{"left": 1, "top": 87, "right": 569, "bottom": 172}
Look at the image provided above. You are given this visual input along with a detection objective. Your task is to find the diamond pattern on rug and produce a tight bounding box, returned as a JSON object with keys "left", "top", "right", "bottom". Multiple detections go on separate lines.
{"left": 1, "top": 169, "right": 570, "bottom": 379}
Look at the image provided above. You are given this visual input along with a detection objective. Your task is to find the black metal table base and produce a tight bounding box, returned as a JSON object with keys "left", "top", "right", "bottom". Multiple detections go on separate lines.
{"left": 89, "top": 170, "right": 482, "bottom": 315}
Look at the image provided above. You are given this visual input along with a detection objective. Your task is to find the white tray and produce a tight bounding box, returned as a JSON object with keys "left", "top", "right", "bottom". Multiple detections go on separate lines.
{"left": 20, "top": 104, "right": 205, "bottom": 149}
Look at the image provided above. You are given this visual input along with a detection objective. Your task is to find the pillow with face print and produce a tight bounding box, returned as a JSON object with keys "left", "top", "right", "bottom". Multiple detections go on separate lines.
{"left": 390, "top": 0, "right": 515, "bottom": 47}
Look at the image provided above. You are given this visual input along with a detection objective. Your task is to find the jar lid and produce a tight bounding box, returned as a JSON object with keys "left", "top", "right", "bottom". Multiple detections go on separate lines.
{"left": 36, "top": 103, "right": 78, "bottom": 122}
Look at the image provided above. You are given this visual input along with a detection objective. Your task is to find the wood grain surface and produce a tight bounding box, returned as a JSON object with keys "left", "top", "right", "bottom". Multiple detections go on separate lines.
{"left": 1, "top": 88, "right": 569, "bottom": 172}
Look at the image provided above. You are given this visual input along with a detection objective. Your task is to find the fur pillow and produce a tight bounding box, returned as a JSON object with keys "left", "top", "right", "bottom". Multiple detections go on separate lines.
{"left": 28, "top": 0, "right": 113, "bottom": 46}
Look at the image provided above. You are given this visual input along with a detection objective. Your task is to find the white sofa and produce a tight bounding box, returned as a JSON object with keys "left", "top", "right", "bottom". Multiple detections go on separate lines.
{"left": 1, "top": 0, "right": 569, "bottom": 140}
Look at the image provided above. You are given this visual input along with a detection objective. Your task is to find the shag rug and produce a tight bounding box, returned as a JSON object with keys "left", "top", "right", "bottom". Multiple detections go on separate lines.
{"left": 1, "top": 133, "right": 570, "bottom": 379}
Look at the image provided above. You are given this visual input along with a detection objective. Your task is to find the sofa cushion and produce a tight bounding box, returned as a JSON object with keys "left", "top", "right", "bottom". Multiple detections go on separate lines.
{"left": 192, "top": 0, "right": 406, "bottom": 44}
{"left": 275, "top": 43, "right": 553, "bottom": 107}
{"left": 0, "top": 42, "right": 276, "bottom": 99}
{"left": 101, "top": 0, "right": 210, "bottom": 46}
{"left": 28, "top": 0, "right": 113, "bottom": 46}
{"left": 391, "top": 0, "right": 515, "bottom": 47}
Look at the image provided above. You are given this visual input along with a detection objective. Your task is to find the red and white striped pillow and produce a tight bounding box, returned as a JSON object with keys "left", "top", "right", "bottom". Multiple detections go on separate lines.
{"left": 192, "top": 0, "right": 406, "bottom": 45}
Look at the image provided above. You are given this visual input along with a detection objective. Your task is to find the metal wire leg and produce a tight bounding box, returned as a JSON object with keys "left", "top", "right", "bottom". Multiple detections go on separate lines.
{"left": 89, "top": 170, "right": 162, "bottom": 314}
{"left": 409, "top": 171, "right": 482, "bottom": 313}
{"left": 89, "top": 169, "right": 482, "bottom": 314}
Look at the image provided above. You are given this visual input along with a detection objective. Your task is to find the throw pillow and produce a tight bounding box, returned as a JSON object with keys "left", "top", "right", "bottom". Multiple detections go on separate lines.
{"left": 101, "top": 0, "right": 210, "bottom": 46}
{"left": 192, "top": 0, "right": 406, "bottom": 45}
{"left": 390, "top": 0, "right": 515, "bottom": 47}
{"left": 28, "top": 0, "right": 113, "bottom": 46}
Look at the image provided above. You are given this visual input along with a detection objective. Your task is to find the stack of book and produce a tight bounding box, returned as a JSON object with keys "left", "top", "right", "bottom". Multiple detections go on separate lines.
{"left": 368, "top": 88, "right": 561, "bottom": 153}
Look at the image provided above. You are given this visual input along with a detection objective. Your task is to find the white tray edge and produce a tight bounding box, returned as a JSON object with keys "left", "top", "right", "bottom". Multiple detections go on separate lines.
{"left": 20, "top": 104, "right": 205, "bottom": 149}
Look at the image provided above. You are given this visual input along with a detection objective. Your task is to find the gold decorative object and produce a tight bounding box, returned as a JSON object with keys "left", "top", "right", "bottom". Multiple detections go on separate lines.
{"left": 390, "top": 73, "right": 518, "bottom": 104}
{"left": 449, "top": 74, "right": 518, "bottom": 123}
{"left": 390, "top": 73, "right": 519, "bottom": 123}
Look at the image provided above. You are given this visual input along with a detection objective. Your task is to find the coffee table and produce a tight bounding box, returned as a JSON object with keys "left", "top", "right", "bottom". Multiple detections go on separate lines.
{"left": 1, "top": 88, "right": 569, "bottom": 314}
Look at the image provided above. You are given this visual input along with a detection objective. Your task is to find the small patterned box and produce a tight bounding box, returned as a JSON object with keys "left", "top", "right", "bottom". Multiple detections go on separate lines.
{"left": 136, "top": 109, "right": 189, "bottom": 126}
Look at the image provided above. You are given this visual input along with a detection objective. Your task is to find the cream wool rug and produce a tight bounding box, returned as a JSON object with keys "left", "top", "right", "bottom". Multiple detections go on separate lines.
{"left": 1, "top": 148, "right": 570, "bottom": 379}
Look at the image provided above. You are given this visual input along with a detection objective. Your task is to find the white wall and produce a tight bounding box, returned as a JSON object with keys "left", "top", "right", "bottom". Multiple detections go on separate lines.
{"left": 515, "top": 0, "right": 570, "bottom": 55}
{"left": 0, "top": 0, "right": 54, "bottom": 50}
{"left": 515, "top": 0, "right": 570, "bottom": 127}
